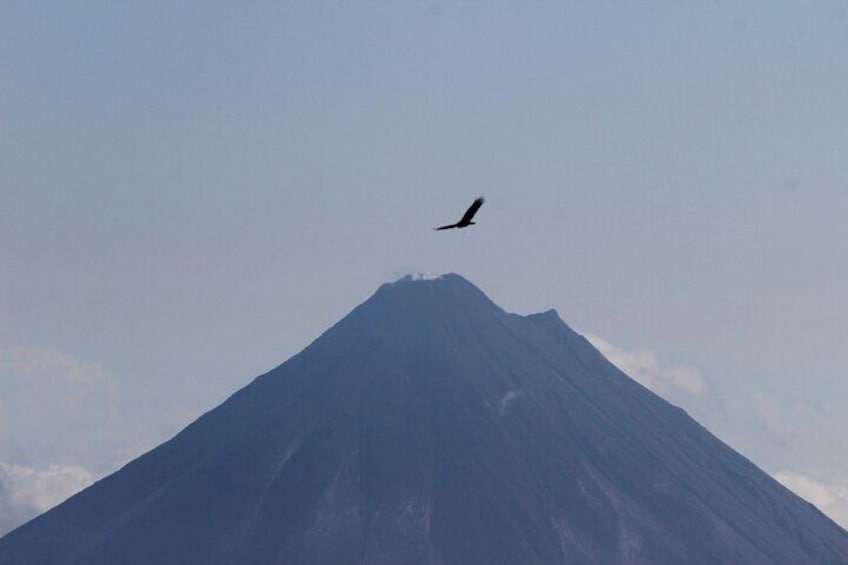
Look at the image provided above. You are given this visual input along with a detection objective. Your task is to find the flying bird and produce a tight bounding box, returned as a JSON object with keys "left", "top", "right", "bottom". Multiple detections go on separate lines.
{"left": 435, "top": 197, "right": 485, "bottom": 230}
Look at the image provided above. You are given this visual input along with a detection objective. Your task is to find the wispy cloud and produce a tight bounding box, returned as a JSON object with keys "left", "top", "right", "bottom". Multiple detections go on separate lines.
{"left": 0, "top": 478, "right": 36, "bottom": 537}
{"left": 585, "top": 334, "right": 709, "bottom": 400}
{"left": 750, "top": 392, "right": 848, "bottom": 481}
{"left": 0, "top": 346, "right": 122, "bottom": 463}
{"left": 2, "top": 346, "right": 119, "bottom": 416}
{"left": 752, "top": 392, "right": 793, "bottom": 445}
{"left": 584, "top": 337, "right": 848, "bottom": 530}
{"left": 0, "top": 346, "right": 121, "bottom": 535}
{"left": 0, "top": 462, "right": 96, "bottom": 536}
{"left": 0, "top": 462, "right": 94, "bottom": 513}
{"left": 584, "top": 334, "right": 725, "bottom": 432}
{"left": 774, "top": 471, "right": 848, "bottom": 530}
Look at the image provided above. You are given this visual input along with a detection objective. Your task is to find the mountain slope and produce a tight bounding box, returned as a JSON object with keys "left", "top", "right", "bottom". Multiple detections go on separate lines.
{"left": 1, "top": 274, "right": 846, "bottom": 564}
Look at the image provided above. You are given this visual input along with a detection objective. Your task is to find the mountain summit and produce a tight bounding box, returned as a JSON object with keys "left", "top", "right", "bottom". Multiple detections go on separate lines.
{"left": 2, "top": 274, "right": 847, "bottom": 564}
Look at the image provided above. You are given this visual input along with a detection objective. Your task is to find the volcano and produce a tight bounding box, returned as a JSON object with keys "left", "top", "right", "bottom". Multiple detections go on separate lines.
{"left": 1, "top": 274, "right": 847, "bottom": 564}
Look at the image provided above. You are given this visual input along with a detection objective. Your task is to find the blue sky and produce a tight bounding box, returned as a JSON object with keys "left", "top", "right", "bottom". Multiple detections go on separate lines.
{"left": 2, "top": 2, "right": 848, "bottom": 531}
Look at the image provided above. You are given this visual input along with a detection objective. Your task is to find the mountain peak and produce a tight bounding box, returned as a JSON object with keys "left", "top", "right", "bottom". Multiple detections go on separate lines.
{"left": 2, "top": 274, "right": 847, "bottom": 564}
{"left": 525, "top": 307, "right": 564, "bottom": 326}
{"left": 386, "top": 272, "right": 477, "bottom": 291}
{"left": 354, "top": 272, "right": 505, "bottom": 339}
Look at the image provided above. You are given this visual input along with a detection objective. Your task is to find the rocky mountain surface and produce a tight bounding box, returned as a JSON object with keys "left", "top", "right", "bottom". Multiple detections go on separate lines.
{"left": 2, "top": 274, "right": 847, "bottom": 564}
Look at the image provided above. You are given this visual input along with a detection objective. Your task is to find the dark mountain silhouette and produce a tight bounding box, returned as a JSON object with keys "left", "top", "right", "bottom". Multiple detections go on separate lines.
{"left": 2, "top": 274, "right": 847, "bottom": 564}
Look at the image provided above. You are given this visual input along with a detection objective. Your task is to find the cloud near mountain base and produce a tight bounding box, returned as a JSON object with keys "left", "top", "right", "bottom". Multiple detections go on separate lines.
{"left": 0, "top": 462, "right": 96, "bottom": 537}
{"left": 774, "top": 471, "right": 848, "bottom": 530}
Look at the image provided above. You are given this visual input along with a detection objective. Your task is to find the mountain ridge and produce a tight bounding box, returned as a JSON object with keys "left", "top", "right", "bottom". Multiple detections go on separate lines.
{"left": 1, "top": 273, "right": 846, "bottom": 564}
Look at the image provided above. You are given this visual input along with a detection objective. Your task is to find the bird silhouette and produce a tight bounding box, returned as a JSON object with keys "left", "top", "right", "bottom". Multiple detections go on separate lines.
{"left": 435, "top": 197, "right": 485, "bottom": 230}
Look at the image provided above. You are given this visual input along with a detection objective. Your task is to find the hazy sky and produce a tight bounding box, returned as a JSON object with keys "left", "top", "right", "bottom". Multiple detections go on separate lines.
{"left": 2, "top": 2, "right": 848, "bottom": 531}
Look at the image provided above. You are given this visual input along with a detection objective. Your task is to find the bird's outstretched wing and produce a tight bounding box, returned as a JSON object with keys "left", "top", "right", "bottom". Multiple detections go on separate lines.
{"left": 457, "top": 197, "right": 485, "bottom": 226}
{"left": 434, "top": 197, "right": 485, "bottom": 230}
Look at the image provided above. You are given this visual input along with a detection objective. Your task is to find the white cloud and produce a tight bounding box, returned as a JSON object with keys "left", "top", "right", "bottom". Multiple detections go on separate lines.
{"left": 774, "top": 471, "right": 848, "bottom": 530}
{"left": 0, "top": 346, "right": 118, "bottom": 403}
{"left": 585, "top": 334, "right": 708, "bottom": 399}
{"left": 0, "top": 347, "right": 118, "bottom": 535}
{"left": 750, "top": 394, "right": 848, "bottom": 529}
{"left": 0, "top": 462, "right": 95, "bottom": 513}
{"left": 0, "top": 346, "right": 124, "bottom": 471}
{"left": 0, "top": 479, "right": 36, "bottom": 537}
{"left": 749, "top": 392, "right": 848, "bottom": 473}
{"left": 0, "top": 462, "right": 97, "bottom": 536}
{"left": 410, "top": 272, "right": 442, "bottom": 281}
